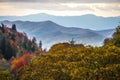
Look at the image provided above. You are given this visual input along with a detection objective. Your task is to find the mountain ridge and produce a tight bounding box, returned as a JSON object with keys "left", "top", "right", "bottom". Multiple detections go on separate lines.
{"left": 0, "top": 20, "right": 115, "bottom": 49}
{"left": 0, "top": 13, "right": 120, "bottom": 30}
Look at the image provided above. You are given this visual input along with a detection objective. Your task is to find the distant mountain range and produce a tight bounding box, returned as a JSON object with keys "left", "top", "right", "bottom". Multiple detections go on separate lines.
{"left": 0, "top": 20, "right": 115, "bottom": 49}
{"left": 0, "top": 13, "right": 120, "bottom": 30}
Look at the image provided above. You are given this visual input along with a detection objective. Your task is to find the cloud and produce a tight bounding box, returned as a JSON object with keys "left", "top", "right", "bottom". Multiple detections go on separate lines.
{"left": 94, "top": 3, "right": 120, "bottom": 11}
{"left": 0, "top": 0, "right": 119, "bottom": 3}
{"left": 9, "top": 3, "right": 93, "bottom": 11}
{"left": 0, "top": 2, "right": 120, "bottom": 17}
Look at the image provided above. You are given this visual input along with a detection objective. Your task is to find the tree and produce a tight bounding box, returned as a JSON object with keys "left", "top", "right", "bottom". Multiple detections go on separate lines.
{"left": 12, "top": 24, "right": 17, "bottom": 32}
{"left": 11, "top": 33, "right": 16, "bottom": 41}
{"left": 113, "top": 25, "right": 120, "bottom": 37}
{"left": 32, "top": 37, "right": 36, "bottom": 43}
{"left": 1, "top": 23, "right": 5, "bottom": 33}
{"left": 113, "top": 36, "right": 120, "bottom": 47}
{"left": 11, "top": 53, "right": 32, "bottom": 78}
{"left": 1, "top": 37, "right": 6, "bottom": 59}
{"left": 0, "top": 67, "right": 13, "bottom": 80}
{"left": 104, "top": 38, "right": 111, "bottom": 45}
{"left": 69, "top": 38, "right": 75, "bottom": 45}
{"left": 39, "top": 40, "right": 42, "bottom": 50}
{"left": 104, "top": 25, "right": 120, "bottom": 47}
{"left": 4, "top": 40, "right": 17, "bottom": 60}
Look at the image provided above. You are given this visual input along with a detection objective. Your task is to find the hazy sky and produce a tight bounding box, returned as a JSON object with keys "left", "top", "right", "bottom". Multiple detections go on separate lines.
{"left": 0, "top": 0, "right": 120, "bottom": 17}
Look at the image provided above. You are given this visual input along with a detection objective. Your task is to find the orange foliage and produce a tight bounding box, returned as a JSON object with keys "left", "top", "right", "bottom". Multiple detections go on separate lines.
{"left": 16, "top": 32, "right": 22, "bottom": 37}
{"left": 11, "top": 53, "right": 32, "bottom": 74}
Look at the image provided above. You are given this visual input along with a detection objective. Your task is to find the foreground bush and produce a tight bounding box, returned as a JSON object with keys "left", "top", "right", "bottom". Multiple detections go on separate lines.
{"left": 16, "top": 44, "right": 120, "bottom": 80}
{"left": 0, "top": 67, "right": 13, "bottom": 80}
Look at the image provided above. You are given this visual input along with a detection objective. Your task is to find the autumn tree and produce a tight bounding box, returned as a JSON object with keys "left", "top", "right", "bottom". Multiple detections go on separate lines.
{"left": 0, "top": 67, "right": 13, "bottom": 80}
{"left": 104, "top": 25, "right": 120, "bottom": 47}
{"left": 11, "top": 53, "right": 32, "bottom": 76}
{"left": 0, "top": 24, "right": 38, "bottom": 60}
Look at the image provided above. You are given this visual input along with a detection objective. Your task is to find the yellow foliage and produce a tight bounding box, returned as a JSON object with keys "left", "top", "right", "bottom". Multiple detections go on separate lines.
{"left": 16, "top": 43, "right": 120, "bottom": 80}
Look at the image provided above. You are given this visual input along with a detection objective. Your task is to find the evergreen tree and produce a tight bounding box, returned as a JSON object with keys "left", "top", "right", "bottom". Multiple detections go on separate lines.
{"left": 0, "top": 25, "right": 2, "bottom": 30}
{"left": 1, "top": 23, "right": 5, "bottom": 33}
{"left": 69, "top": 38, "right": 75, "bottom": 45}
{"left": 39, "top": 40, "right": 42, "bottom": 49}
{"left": 4, "top": 41, "right": 16, "bottom": 60}
{"left": 11, "top": 33, "right": 16, "bottom": 41}
{"left": 32, "top": 37, "right": 36, "bottom": 43}
{"left": 12, "top": 24, "right": 17, "bottom": 32}
{"left": 1, "top": 37, "right": 6, "bottom": 58}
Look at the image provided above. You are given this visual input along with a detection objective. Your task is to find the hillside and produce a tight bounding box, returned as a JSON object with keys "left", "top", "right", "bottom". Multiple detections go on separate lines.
{"left": 8, "top": 26, "right": 120, "bottom": 80}
{"left": 0, "top": 23, "right": 38, "bottom": 60}
{"left": 0, "top": 20, "right": 114, "bottom": 49}
{"left": 0, "top": 22, "right": 120, "bottom": 80}
{"left": 96, "top": 29, "right": 115, "bottom": 38}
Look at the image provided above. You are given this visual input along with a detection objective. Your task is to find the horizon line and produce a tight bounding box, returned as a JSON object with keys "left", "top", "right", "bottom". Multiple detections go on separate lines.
{"left": 1, "top": 13, "right": 120, "bottom": 18}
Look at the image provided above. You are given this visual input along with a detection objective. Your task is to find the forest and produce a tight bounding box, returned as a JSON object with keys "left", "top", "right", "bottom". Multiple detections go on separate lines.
{"left": 0, "top": 24, "right": 120, "bottom": 80}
